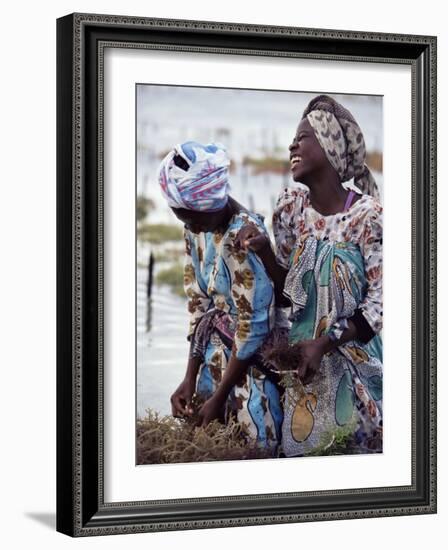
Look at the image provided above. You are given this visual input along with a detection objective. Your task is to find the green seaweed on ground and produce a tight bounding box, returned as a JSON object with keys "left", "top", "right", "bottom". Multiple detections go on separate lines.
{"left": 304, "top": 419, "right": 361, "bottom": 457}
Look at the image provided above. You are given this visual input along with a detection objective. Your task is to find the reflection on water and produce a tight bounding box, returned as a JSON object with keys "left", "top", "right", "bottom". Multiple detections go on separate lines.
{"left": 137, "top": 266, "right": 190, "bottom": 418}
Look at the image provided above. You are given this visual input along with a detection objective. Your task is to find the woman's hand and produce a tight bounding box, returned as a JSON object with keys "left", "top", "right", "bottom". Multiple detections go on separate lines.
{"left": 196, "top": 395, "right": 226, "bottom": 427}
{"left": 235, "top": 225, "right": 270, "bottom": 254}
{"left": 170, "top": 376, "right": 196, "bottom": 418}
{"left": 295, "top": 338, "right": 327, "bottom": 385}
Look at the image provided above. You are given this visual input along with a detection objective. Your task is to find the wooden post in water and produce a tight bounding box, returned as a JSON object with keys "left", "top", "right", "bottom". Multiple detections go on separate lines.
{"left": 147, "top": 252, "right": 154, "bottom": 297}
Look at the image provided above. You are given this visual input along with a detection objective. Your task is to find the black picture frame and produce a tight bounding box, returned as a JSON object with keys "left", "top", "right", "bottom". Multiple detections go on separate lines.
{"left": 56, "top": 13, "right": 437, "bottom": 537}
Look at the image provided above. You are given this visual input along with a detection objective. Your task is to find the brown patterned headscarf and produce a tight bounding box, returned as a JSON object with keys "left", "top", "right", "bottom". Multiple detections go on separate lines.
{"left": 302, "top": 95, "right": 379, "bottom": 200}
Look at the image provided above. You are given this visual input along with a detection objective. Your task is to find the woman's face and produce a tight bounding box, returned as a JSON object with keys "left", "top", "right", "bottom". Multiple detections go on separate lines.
{"left": 289, "top": 117, "right": 330, "bottom": 183}
{"left": 171, "top": 207, "right": 225, "bottom": 234}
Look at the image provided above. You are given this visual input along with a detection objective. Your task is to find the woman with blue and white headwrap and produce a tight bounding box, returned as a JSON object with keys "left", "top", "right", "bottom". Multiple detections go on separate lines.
{"left": 157, "top": 141, "right": 284, "bottom": 452}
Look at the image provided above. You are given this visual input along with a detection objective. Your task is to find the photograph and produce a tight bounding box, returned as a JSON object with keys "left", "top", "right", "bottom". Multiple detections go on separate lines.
{"left": 2, "top": 0, "right": 444, "bottom": 545}
{"left": 136, "top": 85, "right": 384, "bottom": 464}
{"left": 56, "top": 12, "right": 436, "bottom": 535}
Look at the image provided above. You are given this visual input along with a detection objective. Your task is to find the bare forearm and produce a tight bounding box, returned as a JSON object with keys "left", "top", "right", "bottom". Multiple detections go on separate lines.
{"left": 295, "top": 321, "right": 360, "bottom": 385}
{"left": 257, "top": 244, "right": 288, "bottom": 302}
{"left": 319, "top": 319, "right": 359, "bottom": 354}
{"left": 185, "top": 349, "right": 202, "bottom": 382}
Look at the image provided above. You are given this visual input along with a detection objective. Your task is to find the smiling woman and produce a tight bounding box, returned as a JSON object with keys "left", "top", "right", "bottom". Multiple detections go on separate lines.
{"left": 239, "top": 94, "right": 383, "bottom": 456}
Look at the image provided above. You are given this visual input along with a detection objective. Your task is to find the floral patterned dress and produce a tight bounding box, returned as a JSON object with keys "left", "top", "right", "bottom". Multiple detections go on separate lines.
{"left": 183, "top": 210, "right": 283, "bottom": 451}
{"left": 273, "top": 185, "right": 383, "bottom": 456}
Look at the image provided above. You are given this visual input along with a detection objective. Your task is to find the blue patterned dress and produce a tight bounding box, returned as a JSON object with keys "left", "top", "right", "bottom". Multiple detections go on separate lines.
{"left": 183, "top": 210, "right": 283, "bottom": 450}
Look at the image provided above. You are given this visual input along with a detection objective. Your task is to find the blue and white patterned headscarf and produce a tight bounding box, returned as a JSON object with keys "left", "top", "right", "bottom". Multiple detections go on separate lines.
{"left": 158, "top": 141, "right": 231, "bottom": 212}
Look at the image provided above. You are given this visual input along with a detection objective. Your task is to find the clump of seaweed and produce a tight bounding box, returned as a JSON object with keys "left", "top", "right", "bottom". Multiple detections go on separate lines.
{"left": 260, "top": 333, "right": 308, "bottom": 404}
{"left": 260, "top": 331, "right": 301, "bottom": 373}
{"left": 136, "top": 397, "right": 275, "bottom": 465}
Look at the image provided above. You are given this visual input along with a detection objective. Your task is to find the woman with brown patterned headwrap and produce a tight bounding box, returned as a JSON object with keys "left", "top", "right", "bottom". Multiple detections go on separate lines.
{"left": 303, "top": 95, "right": 380, "bottom": 200}
{"left": 236, "top": 95, "right": 383, "bottom": 457}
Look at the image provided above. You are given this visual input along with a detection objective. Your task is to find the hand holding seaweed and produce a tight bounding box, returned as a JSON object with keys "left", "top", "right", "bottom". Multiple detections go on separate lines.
{"left": 170, "top": 376, "right": 196, "bottom": 418}
{"left": 261, "top": 333, "right": 323, "bottom": 386}
{"left": 293, "top": 339, "right": 325, "bottom": 385}
{"left": 195, "top": 395, "right": 226, "bottom": 427}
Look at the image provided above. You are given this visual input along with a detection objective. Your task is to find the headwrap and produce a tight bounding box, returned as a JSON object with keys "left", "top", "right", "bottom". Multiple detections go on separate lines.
{"left": 302, "top": 95, "right": 379, "bottom": 200}
{"left": 157, "top": 141, "right": 231, "bottom": 212}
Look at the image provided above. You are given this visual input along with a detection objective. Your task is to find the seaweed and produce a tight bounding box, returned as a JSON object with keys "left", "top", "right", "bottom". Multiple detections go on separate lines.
{"left": 136, "top": 398, "right": 275, "bottom": 464}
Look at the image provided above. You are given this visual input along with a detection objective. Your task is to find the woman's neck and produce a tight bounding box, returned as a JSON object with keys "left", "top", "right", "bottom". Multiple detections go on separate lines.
{"left": 305, "top": 171, "right": 350, "bottom": 216}
{"left": 215, "top": 197, "right": 239, "bottom": 233}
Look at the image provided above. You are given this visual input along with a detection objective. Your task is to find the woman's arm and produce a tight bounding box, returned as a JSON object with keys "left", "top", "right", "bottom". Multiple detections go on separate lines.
{"left": 293, "top": 320, "right": 359, "bottom": 385}
{"left": 196, "top": 349, "right": 252, "bottom": 426}
{"left": 296, "top": 204, "right": 383, "bottom": 383}
{"left": 171, "top": 353, "right": 201, "bottom": 417}
{"left": 357, "top": 203, "right": 383, "bottom": 336}
{"left": 197, "top": 227, "right": 274, "bottom": 425}
{"left": 257, "top": 241, "right": 290, "bottom": 305}
{"left": 320, "top": 203, "right": 383, "bottom": 353}
{"left": 235, "top": 225, "right": 289, "bottom": 304}
{"left": 297, "top": 202, "right": 383, "bottom": 385}
{"left": 235, "top": 189, "right": 301, "bottom": 302}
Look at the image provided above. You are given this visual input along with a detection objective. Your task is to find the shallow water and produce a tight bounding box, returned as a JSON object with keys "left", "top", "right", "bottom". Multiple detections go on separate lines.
{"left": 136, "top": 265, "right": 190, "bottom": 418}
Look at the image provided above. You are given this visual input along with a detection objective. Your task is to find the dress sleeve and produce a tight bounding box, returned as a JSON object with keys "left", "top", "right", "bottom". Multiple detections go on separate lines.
{"left": 357, "top": 201, "right": 383, "bottom": 336}
{"left": 183, "top": 229, "right": 212, "bottom": 340}
{"left": 272, "top": 187, "right": 302, "bottom": 269}
{"left": 223, "top": 227, "right": 274, "bottom": 360}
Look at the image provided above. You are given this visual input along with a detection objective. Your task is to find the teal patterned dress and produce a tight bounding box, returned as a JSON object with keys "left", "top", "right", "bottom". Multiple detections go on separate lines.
{"left": 273, "top": 186, "right": 383, "bottom": 456}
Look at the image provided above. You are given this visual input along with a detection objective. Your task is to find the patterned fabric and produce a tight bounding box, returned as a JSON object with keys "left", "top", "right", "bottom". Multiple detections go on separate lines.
{"left": 184, "top": 211, "right": 276, "bottom": 359}
{"left": 183, "top": 210, "right": 283, "bottom": 449}
{"left": 272, "top": 185, "right": 383, "bottom": 456}
{"left": 280, "top": 236, "right": 383, "bottom": 457}
{"left": 158, "top": 141, "right": 231, "bottom": 212}
{"left": 190, "top": 309, "right": 284, "bottom": 450}
{"left": 303, "top": 95, "right": 380, "bottom": 200}
{"left": 273, "top": 186, "right": 383, "bottom": 334}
